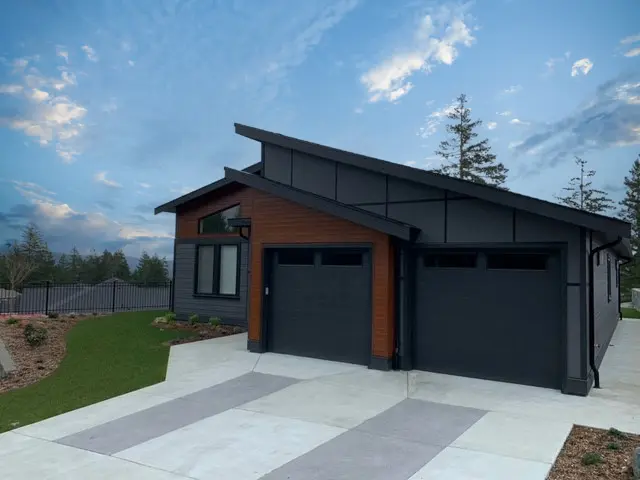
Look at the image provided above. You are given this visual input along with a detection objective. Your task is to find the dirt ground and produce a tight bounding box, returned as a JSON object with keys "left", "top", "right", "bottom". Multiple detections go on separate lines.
{"left": 0, "top": 314, "right": 84, "bottom": 394}
{"left": 548, "top": 425, "right": 640, "bottom": 479}
{"left": 153, "top": 321, "right": 246, "bottom": 346}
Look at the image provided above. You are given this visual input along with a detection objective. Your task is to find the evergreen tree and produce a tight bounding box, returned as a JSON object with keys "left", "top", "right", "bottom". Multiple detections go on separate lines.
{"left": 555, "top": 157, "right": 614, "bottom": 214}
{"left": 18, "top": 223, "right": 55, "bottom": 283}
{"left": 112, "top": 249, "right": 131, "bottom": 280}
{"left": 68, "top": 247, "right": 84, "bottom": 282}
{"left": 55, "top": 253, "right": 72, "bottom": 282}
{"left": 619, "top": 155, "right": 640, "bottom": 295}
{"left": 434, "top": 94, "right": 508, "bottom": 187}
{"left": 80, "top": 250, "right": 102, "bottom": 283}
{"left": 132, "top": 251, "right": 169, "bottom": 283}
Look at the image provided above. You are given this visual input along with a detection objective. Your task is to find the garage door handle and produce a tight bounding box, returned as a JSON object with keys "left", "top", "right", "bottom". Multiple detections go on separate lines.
{"left": 265, "top": 287, "right": 269, "bottom": 296}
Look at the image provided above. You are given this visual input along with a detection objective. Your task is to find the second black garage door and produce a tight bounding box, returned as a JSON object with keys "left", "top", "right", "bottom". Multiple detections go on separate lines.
{"left": 414, "top": 249, "right": 562, "bottom": 388}
{"left": 266, "top": 247, "right": 371, "bottom": 365}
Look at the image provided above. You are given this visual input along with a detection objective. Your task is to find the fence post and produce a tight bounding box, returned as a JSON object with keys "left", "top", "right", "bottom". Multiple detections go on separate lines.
{"left": 112, "top": 280, "right": 117, "bottom": 313}
{"left": 169, "top": 280, "right": 174, "bottom": 312}
{"left": 44, "top": 281, "right": 50, "bottom": 316}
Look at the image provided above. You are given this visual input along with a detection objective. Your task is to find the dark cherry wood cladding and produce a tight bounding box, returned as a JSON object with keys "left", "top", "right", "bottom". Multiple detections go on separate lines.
{"left": 176, "top": 184, "right": 396, "bottom": 360}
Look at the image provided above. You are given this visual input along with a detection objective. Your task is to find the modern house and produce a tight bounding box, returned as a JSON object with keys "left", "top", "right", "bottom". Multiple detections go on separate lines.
{"left": 155, "top": 123, "right": 631, "bottom": 396}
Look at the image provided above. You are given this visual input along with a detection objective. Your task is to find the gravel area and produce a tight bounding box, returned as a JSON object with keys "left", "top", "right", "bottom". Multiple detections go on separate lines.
{"left": 548, "top": 425, "right": 640, "bottom": 479}
{"left": 0, "top": 314, "right": 84, "bottom": 394}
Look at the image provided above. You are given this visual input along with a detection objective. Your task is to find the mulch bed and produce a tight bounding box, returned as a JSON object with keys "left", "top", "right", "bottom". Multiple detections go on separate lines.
{"left": 0, "top": 314, "right": 86, "bottom": 394}
{"left": 548, "top": 425, "right": 640, "bottom": 479}
{"left": 153, "top": 321, "right": 246, "bottom": 346}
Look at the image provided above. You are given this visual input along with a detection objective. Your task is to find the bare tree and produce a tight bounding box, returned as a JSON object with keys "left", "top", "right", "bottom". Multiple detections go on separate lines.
{"left": 2, "top": 241, "right": 38, "bottom": 290}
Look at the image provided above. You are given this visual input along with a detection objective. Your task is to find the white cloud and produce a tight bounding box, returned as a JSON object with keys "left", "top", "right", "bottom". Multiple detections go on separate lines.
{"left": 615, "top": 82, "right": 640, "bottom": 105}
{"left": 0, "top": 84, "right": 23, "bottom": 94}
{"left": 544, "top": 51, "right": 570, "bottom": 75}
{"left": 404, "top": 160, "right": 417, "bottom": 166}
{"left": 508, "top": 140, "right": 523, "bottom": 149}
{"left": 102, "top": 98, "right": 118, "bottom": 113}
{"left": 497, "top": 111, "right": 511, "bottom": 116}
{"left": 487, "top": 121, "right": 497, "bottom": 130}
{"left": 11, "top": 180, "right": 56, "bottom": 203}
{"left": 361, "top": 5, "right": 475, "bottom": 103}
{"left": 502, "top": 85, "right": 522, "bottom": 94}
{"left": 571, "top": 58, "right": 593, "bottom": 77}
{"left": 624, "top": 47, "right": 640, "bottom": 58}
{"left": 81, "top": 45, "right": 98, "bottom": 62}
{"left": 94, "top": 171, "right": 122, "bottom": 188}
{"left": 509, "top": 118, "right": 530, "bottom": 126}
{"left": 170, "top": 186, "right": 193, "bottom": 195}
{"left": 128, "top": 60, "right": 135, "bottom": 66}
{"left": 56, "top": 45, "right": 69, "bottom": 64}
{"left": 138, "top": 182, "right": 151, "bottom": 189}
{"left": 417, "top": 98, "right": 457, "bottom": 138}
{"left": 29, "top": 88, "right": 49, "bottom": 102}
{"left": 620, "top": 33, "right": 640, "bottom": 45}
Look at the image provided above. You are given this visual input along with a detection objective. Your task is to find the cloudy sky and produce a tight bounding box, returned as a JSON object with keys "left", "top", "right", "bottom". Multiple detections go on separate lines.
{"left": 0, "top": 0, "right": 638, "bottom": 259}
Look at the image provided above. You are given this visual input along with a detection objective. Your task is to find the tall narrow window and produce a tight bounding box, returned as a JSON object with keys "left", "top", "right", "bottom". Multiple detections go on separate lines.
{"left": 219, "top": 245, "right": 239, "bottom": 295}
{"left": 607, "top": 254, "right": 612, "bottom": 302}
{"left": 196, "top": 246, "right": 215, "bottom": 294}
{"left": 198, "top": 205, "right": 240, "bottom": 234}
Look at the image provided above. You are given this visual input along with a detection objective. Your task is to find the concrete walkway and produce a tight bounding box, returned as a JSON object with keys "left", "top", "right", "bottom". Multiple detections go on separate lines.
{"left": 2, "top": 320, "right": 639, "bottom": 479}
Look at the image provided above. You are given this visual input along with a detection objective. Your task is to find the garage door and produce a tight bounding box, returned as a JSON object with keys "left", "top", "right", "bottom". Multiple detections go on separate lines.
{"left": 414, "top": 249, "right": 562, "bottom": 388}
{"left": 266, "top": 247, "right": 371, "bottom": 365}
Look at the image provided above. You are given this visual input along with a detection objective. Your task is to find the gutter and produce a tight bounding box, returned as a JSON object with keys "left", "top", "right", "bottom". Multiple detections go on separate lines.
{"left": 588, "top": 236, "right": 623, "bottom": 389}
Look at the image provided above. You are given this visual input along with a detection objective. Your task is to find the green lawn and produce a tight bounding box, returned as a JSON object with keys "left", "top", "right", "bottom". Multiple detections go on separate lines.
{"left": 0, "top": 311, "right": 194, "bottom": 433}
{"left": 621, "top": 307, "right": 640, "bottom": 319}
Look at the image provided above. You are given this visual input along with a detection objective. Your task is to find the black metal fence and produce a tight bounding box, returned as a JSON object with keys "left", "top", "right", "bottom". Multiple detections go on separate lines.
{"left": 0, "top": 280, "right": 173, "bottom": 315}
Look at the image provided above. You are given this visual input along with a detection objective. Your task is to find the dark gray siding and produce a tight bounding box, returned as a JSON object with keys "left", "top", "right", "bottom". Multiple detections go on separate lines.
{"left": 388, "top": 177, "right": 445, "bottom": 202}
{"left": 447, "top": 199, "right": 513, "bottom": 243}
{"left": 589, "top": 234, "right": 620, "bottom": 367}
{"left": 337, "top": 164, "right": 386, "bottom": 204}
{"left": 387, "top": 202, "right": 445, "bottom": 243}
{"left": 173, "top": 242, "right": 249, "bottom": 326}
{"left": 264, "top": 144, "right": 292, "bottom": 185}
{"left": 292, "top": 151, "right": 335, "bottom": 198}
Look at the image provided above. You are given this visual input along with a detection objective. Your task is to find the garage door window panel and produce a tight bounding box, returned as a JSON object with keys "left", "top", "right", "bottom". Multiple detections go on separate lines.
{"left": 321, "top": 251, "right": 363, "bottom": 266}
{"left": 424, "top": 253, "right": 477, "bottom": 268}
{"left": 486, "top": 253, "right": 547, "bottom": 271}
{"left": 277, "top": 249, "right": 315, "bottom": 266}
{"left": 195, "top": 244, "right": 239, "bottom": 297}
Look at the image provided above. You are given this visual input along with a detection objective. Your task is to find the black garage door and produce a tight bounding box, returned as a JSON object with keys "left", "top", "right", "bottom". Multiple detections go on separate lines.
{"left": 266, "top": 247, "right": 371, "bottom": 365}
{"left": 414, "top": 249, "right": 562, "bottom": 388}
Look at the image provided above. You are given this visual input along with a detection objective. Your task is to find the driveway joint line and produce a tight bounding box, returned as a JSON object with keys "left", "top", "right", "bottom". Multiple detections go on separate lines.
{"left": 446, "top": 444, "right": 556, "bottom": 465}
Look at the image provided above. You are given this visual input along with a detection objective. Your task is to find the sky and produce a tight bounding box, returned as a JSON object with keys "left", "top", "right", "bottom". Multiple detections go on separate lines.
{"left": 0, "top": 0, "right": 638, "bottom": 260}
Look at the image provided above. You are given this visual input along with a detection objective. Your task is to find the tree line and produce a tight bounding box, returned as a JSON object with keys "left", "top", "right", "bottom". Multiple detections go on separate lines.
{"left": 0, "top": 223, "right": 170, "bottom": 290}
{"left": 428, "top": 93, "right": 638, "bottom": 295}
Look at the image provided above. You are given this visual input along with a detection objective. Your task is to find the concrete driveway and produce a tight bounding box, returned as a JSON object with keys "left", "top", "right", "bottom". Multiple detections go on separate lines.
{"left": 2, "top": 319, "right": 639, "bottom": 480}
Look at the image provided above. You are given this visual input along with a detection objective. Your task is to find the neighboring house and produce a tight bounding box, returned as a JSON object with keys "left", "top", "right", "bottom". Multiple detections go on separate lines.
{"left": 155, "top": 123, "right": 631, "bottom": 397}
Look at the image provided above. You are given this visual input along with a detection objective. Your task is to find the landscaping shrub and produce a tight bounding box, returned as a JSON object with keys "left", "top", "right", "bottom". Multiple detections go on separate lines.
{"left": 47, "top": 312, "right": 59, "bottom": 319}
{"left": 606, "top": 442, "right": 620, "bottom": 450}
{"left": 209, "top": 316, "right": 221, "bottom": 327}
{"left": 581, "top": 452, "right": 603, "bottom": 466}
{"left": 23, "top": 324, "right": 48, "bottom": 347}
{"left": 6, "top": 317, "right": 19, "bottom": 325}
{"left": 188, "top": 313, "right": 199, "bottom": 325}
{"left": 608, "top": 427, "right": 626, "bottom": 439}
{"left": 164, "top": 312, "right": 177, "bottom": 324}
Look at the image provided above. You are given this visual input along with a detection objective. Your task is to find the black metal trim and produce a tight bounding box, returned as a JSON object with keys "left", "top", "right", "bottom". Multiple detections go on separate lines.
{"left": 563, "top": 377, "right": 590, "bottom": 396}
{"left": 193, "top": 243, "right": 241, "bottom": 298}
{"left": 195, "top": 203, "right": 241, "bottom": 235}
{"left": 227, "top": 217, "right": 251, "bottom": 228}
{"left": 224, "top": 167, "right": 420, "bottom": 241}
{"left": 233, "top": 123, "right": 631, "bottom": 240}
{"left": 155, "top": 162, "right": 261, "bottom": 214}
{"left": 411, "top": 241, "right": 567, "bottom": 250}
{"left": 177, "top": 237, "right": 244, "bottom": 245}
{"left": 369, "top": 355, "right": 392, "bottom": 371}
{"left": 247, "top": 339, "right": 264, "bottom": 353}
{"left": 261, "top": 143, "right": 265, "bottom": 177}
{"left": 350, "top": 197, "right": 461, "bottom": 207}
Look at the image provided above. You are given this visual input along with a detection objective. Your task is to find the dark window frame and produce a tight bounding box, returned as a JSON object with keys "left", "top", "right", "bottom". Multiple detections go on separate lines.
{"left": 607, "top": 253, "right": 612, "bottom": 303}
{"left": 197, "top": 204, "right": 241, "bottom": 235}
{"left": 193, "top": 243, "right": 241, "bottom": 298}
{"left": 486, "top": 252, "right": 548, "bottom": 271}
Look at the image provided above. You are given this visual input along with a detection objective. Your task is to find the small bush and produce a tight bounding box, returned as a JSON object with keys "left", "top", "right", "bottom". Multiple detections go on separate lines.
{"left": 608, "top": 427, "right": 626, "bottom": 439}
{"left": 209, "top": 316, "right": 221, "bottom": 327}
{"left": 581, "top": 452, "right": 603, "bottom": 466}
{"left": 188, "top": 313, "right": 199, "bottom": 325}
{"left": 23, "top": 323, "right": 48, "bottom": 347}
{"left": 92, "top": 312, "right": 98, "bottom": 316}
{"left": 606, "top": 442, "right": 620, "bottom": 450}
{"left": 6, "top": 317, "right": 19, "bottom": 325}
{"left": 47, "top": 312, "right": 59, "bottom": 319}
{"left": 164, "top": 312, "right": 177, "bottom": 324}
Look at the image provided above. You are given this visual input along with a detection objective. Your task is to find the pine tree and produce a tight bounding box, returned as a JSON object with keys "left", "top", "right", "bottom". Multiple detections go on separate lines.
{"left": 619, "top": 155, "right": 640, "bottom": 296}
{"left": 18, "top": 223, "right": 55, "bottom": 283}
{"left": 132, "top": 251, "right": 169, "bottom": 283}
{"left": 68, "top": 247, "right": 84, "bottom": 282}
{"left": 434, "top": 94, "right": 508, "bottom": 187}
{"left": 112, "top": 250, "right": 131, "bottom": 280}
{"left": 55, "top": 253, "right": 72, "bottom": 282}
{"left": 555, "top": 157, "right": 614, "bottom": 214}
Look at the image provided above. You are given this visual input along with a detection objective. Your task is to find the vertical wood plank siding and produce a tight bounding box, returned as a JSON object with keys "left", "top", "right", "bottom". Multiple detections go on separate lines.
{"left": 176, "top": 185, "right": 395, "bottom": 359}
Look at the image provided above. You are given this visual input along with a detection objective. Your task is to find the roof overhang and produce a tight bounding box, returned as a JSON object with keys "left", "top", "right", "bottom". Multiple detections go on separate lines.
{"left": 224, "top": 167, "right": 420, "bottom": 241}
{"left": 234, "top": 123, "right": 631, "bottom": 240}
{"left": 154, "top": 162, "right": 261, "bottom": 214}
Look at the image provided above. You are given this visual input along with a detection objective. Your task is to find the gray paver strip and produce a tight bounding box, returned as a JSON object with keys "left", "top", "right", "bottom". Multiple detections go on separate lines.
{"left": 56, "top": 372, "right": 297, "bottom": 455}
{"left": 260, "top": 398, "right": 488, "bottom": 480}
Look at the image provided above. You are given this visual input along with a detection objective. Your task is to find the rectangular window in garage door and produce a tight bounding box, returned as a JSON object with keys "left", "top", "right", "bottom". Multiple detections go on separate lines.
{"left": 424, "top": 253, "right": 477, "bottom": 268}
{"left": 486, "top": 253, "right": 548, "bottom": 270}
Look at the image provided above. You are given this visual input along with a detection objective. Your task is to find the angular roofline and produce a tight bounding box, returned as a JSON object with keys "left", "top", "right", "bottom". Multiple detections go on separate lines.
{"left": 224, "top": 167, "right": 420, "bottom": 242}
{"left": 234, "top": 123, "right": 631, "bottom": 240}
{"left": 154, "top": 162, "right": 261, "bottom": 214}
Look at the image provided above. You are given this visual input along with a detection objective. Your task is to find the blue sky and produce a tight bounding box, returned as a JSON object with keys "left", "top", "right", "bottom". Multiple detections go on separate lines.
{"left": 0, "top": 0, "right": 638, "bottom": 259}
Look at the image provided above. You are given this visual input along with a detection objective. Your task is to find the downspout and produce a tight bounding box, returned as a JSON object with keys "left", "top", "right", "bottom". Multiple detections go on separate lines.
{"left": 588, "top": 236, "right": 623, "bottom": 389}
